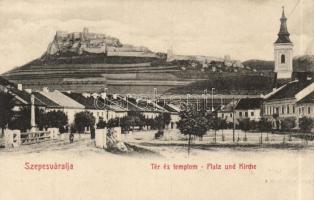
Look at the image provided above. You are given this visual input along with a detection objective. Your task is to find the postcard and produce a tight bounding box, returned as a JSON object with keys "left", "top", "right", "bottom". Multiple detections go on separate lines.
{"left": 0, "top": 0, "right": 314, "bottom": 199}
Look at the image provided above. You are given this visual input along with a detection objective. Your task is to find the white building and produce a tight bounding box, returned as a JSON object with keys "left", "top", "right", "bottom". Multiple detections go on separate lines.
{"left": 274, "top": 7, "right": 293, "bottom": 80}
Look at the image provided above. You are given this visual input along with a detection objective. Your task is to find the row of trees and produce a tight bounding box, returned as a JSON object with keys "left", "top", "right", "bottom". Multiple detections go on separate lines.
{"left": 96, "top": 111, "right": 171, "bottom": 133}
{"left": 176, "top": 106, "right": 314, "bottom": 154}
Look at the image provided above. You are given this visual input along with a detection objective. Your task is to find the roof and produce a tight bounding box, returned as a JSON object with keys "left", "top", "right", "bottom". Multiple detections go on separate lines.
{"left": 297, "top": 91, "right": 314, "bottom": 104}
{"left": 126, "top": 97, "right": 166, "bottom": 112}
{"left": 235, "top": 98, "right": 263, "bottom": 110}
{"left": 219, "top": 99, "right": 238, "bottom": 112}
{"left": 63, "top": 92, "right": 97, "bottom": 109}
{"left": 275, "top": 7, "right": 292, "bottom": 44}
{"left": 39, "top": 90, "right": 84, "bottom": 109}
{"left": 33, "top": 92, "right": 61, "bottom": 108}
{"left": 9, "top": 87, "right": 45, "bottom": 106}
{"left": 266, "top": 80, "right": 312, "bottom": 101}
{"left": 157, "top": 102, "right": 179, "bottom": 113}
{"left": 0, "top": 76, "right": 15, "bottom": 87}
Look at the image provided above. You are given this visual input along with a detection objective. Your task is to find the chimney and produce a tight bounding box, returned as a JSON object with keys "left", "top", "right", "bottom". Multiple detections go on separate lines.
{"left": 17, "top": 84, "right": 22, "bottom": 91}
{"left": 82, "top": 93, "right": 89, "bottom": 98}
{"left": 92, "top": 93, "right": 98, "bottom": 99}
{"left": 25, "top": 89, "right": 32, "bottom": 94}
{"left": 42, "top": 87, "right": 49, "bottom": 93}
{"left": 101, "top": 92, "right": 107, "bottom": 99}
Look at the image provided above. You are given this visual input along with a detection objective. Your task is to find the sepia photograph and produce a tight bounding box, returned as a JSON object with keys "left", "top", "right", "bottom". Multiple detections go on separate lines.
{"left": 0, "top": 0, "right": 314, "bottom": 199}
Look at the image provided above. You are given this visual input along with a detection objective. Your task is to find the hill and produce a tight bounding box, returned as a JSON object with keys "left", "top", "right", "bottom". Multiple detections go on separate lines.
{"left": 242, "top": 60, "right": 274, "bottom": 73}
{"left": 164, "top": 74, "right": 275, "bottom": 95}
{"left": 243, "top": 55, "right": 314, "bottom": 73}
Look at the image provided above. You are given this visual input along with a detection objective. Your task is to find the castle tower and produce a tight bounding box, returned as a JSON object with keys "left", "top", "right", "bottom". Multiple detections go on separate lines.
{"left": 274, "top": 6, "right": 293, "bottom": 80}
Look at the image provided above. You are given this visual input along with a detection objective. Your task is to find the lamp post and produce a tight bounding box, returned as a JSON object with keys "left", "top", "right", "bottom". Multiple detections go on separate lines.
{"left": 211, "top": 88, "right": 215, "bottom": 112}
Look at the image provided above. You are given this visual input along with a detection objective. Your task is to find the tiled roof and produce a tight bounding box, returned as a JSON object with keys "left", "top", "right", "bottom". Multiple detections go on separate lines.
{"left": 39, "top": 90, "right": 84, "bottom": 109}
{"left": 63, "top": 92, "right": 97, "bottom": 109}
{"left": 157, "top": 102, "right": 179, "bottom": 113}
{"left": 126, "top": 97, "right": 165, "bottom": 112}
{"left": 219, "top": 100, "right": 238, "bottom": 112}
{"left": 266, "top": 80, "right": 312, "bottom": 101}
{"left": 0, "top": 76, "right": 15, "bottom": 87}
{"left": 33, "top": 92, "right": 61, "bottom": 108}
{"left": 9, "top": 87, "right": 45, "bottom": 106}
{"left": 297, "top": 91, "right": 314, "bottom": 104}
{"left": 235, "top": 98, "right": 263, "bottom": 110}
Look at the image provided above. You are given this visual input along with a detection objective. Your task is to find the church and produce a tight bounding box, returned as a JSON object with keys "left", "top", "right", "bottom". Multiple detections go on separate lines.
{"left": 263, "top": 7, "right": 314, "bottom": 127}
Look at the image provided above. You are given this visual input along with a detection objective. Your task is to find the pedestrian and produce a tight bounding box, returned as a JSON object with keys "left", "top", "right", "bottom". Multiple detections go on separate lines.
{"left": 69, "top": 132, "right": 74, "bottom": 143}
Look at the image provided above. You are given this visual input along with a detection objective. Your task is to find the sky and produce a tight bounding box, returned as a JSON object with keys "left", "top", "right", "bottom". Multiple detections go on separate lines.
{"left": 0, "top": 0, "right": 313, "bottom": 73}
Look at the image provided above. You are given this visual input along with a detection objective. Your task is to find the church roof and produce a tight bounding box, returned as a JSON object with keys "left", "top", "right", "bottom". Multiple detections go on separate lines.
{"left": 275, "top": 7, "right": 292, "bottom": 44}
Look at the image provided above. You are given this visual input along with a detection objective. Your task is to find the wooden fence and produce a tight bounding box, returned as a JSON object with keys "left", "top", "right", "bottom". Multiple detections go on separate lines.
{"left": 20, "top": 131, "right": 51, "bottom": 145}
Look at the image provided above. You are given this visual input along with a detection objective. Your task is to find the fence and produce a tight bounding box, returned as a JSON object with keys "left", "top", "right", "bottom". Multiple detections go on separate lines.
{"left": 20, "top": 131, "right": 51, "bottom": 145}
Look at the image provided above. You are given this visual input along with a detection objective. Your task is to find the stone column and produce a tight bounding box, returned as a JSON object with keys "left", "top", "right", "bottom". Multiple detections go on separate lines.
{"left": 30, "top": 94, "right": 36, "bottom": 131}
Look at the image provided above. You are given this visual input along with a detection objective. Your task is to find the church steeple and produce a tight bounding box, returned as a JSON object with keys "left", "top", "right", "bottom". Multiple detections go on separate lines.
{"left": 275, "top": 6, "right": 292, "bottom": 44}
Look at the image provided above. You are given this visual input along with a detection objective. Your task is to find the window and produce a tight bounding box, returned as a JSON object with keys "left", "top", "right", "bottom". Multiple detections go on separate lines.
{"left": 293, "top": 106, "right": 295, "bottom": 114}
{"left": 230, "top": 113, "right": 232, "bottom": 117}
{"left": 251, "top": 112, "right": 254, "bottom": 117}
{"left": 281, "top": 54, "right": 285, "bottom": 64}
{"left": 239, "top": 112, "right": 242, "bottom": 117}
{"left": 308, "top": 107, "right": 311, "bottom": 114}
{"left": 282, "top": 106, "right": 285, "bottom": 114}
{"left": 222, "top": 114, "right": 224, "bottom": 118}
{"left": 245, "top": 112, "right": 248, "bottom": 117}
{"left": 287, "top": 105, "right": 290, "bottom": 114}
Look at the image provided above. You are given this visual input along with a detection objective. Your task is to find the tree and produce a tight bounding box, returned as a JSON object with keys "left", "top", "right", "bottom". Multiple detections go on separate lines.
{"left": 238, "top": 118, "right": 250, "bottom": 141}
{"left": 258, "top": 117, "right": 272, "bottom": 143}
{"left": 0, "top": 92, "right": 14, "bottom": 134}
{"left": 96, "top": 117, "right": 107, "bottom": 128}
{"left": 163, "top": 112, "right": 171, "bottom": 128}
{"left": 211, "top": 116, "right": 220, "bottom": 143}
{"left": 219, "top": 118, "right": 227, "bottom": 141}
{"left": 74, "top": 111, "right": 96, "bottom": 133}
{"left": 46, "top": 110, "right": 68, "bottom": 131}
{"left": 8, "top": 106, "right": 31, "bottom": 132}
{"left": 107, "top": 118, "right": 120, "bottom": 128}
{"left": 177, "top": 105, "right": 210, "bottom": 154}
{"left": 281, "top": 117, "right": 296, "bottom": 132}
{"left": 299, "top": 117, "right": 314, "bottom": 133}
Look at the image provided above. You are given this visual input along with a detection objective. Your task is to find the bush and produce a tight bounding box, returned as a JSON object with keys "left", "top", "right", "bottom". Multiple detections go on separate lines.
{"left": 155, "top": 130, "right": 164, "bottom": 139}
{"left": 299, "top": 117, "right": 314, "bottom": 133}
{"left": 96, "top": 117, "right": 107, "bottom": 128}
{"left": 74, "top": 111, "right": 95, "bottom": 133}
{"left": 107, "top": 118, "right": 120, "bottom": 128}
{"left": 46, "top": 110, "right": 68, "bottom": 130}
{"left": 280, "top": 117, "right": 296, "bottom": 132}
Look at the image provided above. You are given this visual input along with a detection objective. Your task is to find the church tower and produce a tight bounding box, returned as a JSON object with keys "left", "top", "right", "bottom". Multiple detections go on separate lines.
{"left": 274, "top": 7, "right": 293, "bottom": 80}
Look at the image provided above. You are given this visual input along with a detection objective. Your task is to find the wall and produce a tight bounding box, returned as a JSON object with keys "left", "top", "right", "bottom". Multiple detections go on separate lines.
{"left": 263, "top": 99, "right": 297, "bottom": 118}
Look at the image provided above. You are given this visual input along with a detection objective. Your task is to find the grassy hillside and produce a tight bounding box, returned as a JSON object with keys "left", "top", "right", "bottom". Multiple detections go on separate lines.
{"left": 243, "top": 55, "right": 314, "bottom": 73}
{"left": 242, "top": 60, "right": 274, "bottom": 72}
{"left": 165, "top": 74, "right": 275, "bottom": 95}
